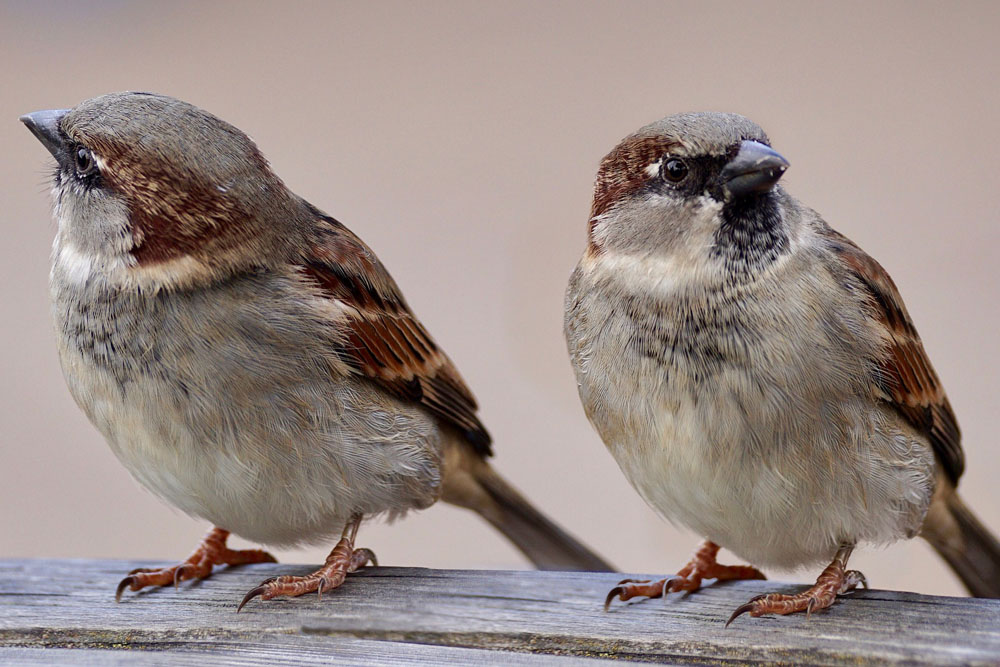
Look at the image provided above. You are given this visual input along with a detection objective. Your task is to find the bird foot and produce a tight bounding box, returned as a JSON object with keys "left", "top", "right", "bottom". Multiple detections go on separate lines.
{"left": 727, "top": 550, "right": 866, "bottom": 625}
{"left": 605, "top": 541, "right": 764, "bottom": 610}
{"left": 116, "top": 527, "right": 276, "bottom": 601}
{"left": 238, "top": 533, "right": 375, "bottom": 611}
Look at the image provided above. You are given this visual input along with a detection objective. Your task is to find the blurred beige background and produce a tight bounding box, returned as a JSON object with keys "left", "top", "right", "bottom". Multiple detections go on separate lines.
{"left": 2, "top": 1, "right": 998, "bottom": 598}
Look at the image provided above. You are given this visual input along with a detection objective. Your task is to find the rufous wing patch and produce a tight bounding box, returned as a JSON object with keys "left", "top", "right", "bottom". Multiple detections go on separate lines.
{"left": 300, "top": 214, "right": 492, "bottom": 456}
{"left": 823, "top": 227, "right": 963, "bottom": 483}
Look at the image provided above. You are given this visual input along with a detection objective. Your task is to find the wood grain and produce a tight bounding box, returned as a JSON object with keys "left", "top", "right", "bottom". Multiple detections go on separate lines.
{"left": 1, "top": 559, "right": 998, "bottom": 665}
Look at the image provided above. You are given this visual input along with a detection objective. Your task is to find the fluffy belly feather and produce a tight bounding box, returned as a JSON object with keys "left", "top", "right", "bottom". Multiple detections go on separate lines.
{"left": 56, "top": 335, "right": 443, "bottom": 548}
{"left": 50, "top": 261, "right": 445, "bottom": 547}
{"left": 585, "top": 354, "right": 935, "bottom": 570}
{"left": 566, "top": 260, "right": 936, "bottom": 571}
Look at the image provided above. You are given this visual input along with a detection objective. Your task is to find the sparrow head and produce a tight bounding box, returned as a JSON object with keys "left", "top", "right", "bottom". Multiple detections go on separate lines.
{"left": 21, "top": 92, "right": 303, "bottom": 289}
{"left": 587, "top": 112, "right": 791, "bottom": 274}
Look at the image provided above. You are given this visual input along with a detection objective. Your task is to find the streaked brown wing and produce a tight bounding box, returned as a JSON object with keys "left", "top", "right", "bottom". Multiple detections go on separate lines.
{"left": 823, "top": 227, "right": 963, "bottom": 482}
{"left": 301, "top": 211, "right": 491, "bottom": 456}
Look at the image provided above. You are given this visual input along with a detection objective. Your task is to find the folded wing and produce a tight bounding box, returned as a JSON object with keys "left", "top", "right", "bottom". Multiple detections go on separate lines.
{"left": 301, "top": 211, "right": 491, "bottom": 456}
{"left": 823, "top": 227, "right": 963, "bottom": 483}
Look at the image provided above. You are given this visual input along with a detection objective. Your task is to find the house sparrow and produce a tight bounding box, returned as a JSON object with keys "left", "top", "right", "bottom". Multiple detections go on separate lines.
{"left": 20, "top": 92, "right": 612, "bottom": 609}
{"left": 564, "top": 112, "right": 1000, "bottom": 623}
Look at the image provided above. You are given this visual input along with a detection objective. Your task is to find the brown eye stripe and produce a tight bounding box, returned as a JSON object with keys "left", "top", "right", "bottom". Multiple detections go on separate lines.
{"left": 590, "top": 136, "right": 681, "bottom": 221}
{"left": 81, "top": 134, "right": 273, "bottom": 266}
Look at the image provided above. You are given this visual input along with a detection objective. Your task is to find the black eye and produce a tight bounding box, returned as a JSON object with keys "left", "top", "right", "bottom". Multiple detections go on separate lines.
{"left": 662, "top": 158, "right": 689, "bottom": 183}
{"left": 74, "top": 146, "right": 96, "bottom": 176}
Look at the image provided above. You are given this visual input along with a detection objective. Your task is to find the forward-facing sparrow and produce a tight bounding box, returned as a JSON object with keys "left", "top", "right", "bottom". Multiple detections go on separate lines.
{"left": 21, "top": 92, "right": 612, "bottom": 609}
{"left": 564, "top": 112, "right": 1000, "bottom": 622}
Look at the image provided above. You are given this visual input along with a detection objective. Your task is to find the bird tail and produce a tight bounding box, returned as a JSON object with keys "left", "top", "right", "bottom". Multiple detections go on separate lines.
{"left": 441, "top": 443, "right": 614, "bottom": 572}
{"left": 922, "top": 487, "right": 1000, "bottom": 598}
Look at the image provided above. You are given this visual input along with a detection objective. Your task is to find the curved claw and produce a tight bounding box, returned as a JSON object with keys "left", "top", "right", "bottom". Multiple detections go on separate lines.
{"left": 660, "top": 575, "right": 682, "bottom": 596}
{"left": 173, "top": 564, "right": 189, "bottom": 589}
{"left": 806, "top": 597, "right": 816, "bottom": 617}
{"left": 850, "top": 570, "right": 868, "bottom": 590}
{"left": 603, "top": 585, "right": 626, "bottom": 612}
{"left": 115, "top": 576, "right": 136, "bottom": 603}
{"left": 725, "top": 600, "right": 758, "bottom": 627}
{"left": 726, "top": 594, "right": 771, "bottom": 627}
{"left": 236, "top": 584, "right": 269, "bottom": 613}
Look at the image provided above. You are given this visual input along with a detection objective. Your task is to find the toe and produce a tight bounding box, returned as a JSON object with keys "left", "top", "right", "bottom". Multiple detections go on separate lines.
{"left": 615, "top": 578, "right": 648, "bottom": 586}
{"left": 843, "top": 569, "right": 867, "bottom": 592}
{"left": 349, "top": 547, "right": 377, "bottom": 571}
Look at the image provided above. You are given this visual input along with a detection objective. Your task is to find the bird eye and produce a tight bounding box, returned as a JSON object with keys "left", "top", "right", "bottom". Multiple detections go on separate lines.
{"left": 661, "top": 158, "right": 689, "bottom": 183}
{"left": 74, "top": 146, "right": 96, "bottom": 176}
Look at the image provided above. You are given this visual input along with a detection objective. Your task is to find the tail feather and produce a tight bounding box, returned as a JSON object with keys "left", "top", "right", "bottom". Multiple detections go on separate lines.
{"left": 441, "top": 444, "right": 614, "bottom": 572}
{"left": 923, "top": 490, "right": 1000, "bottom": 598}
{"left": 475, "top": 464, "right": 614, "bottom": 571}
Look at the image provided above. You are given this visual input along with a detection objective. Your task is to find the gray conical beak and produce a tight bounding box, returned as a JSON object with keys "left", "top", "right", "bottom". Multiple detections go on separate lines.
{"left": 720, "top": 140, "right": 789, "bottom": 199}
{"left": 20, "top": 109, "right": 70, "bottom": 159}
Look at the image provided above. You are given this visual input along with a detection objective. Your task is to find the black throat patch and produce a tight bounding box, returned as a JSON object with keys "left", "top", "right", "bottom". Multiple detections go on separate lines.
{"left": 712, "top": 192, "right": 789, "bottom": 275}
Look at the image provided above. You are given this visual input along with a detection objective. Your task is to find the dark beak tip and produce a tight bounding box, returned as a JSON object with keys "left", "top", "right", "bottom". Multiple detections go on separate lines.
{"left": 19, "top": 108, "right": 70, "bottom": 158}
{"left": 19, "top": 108, "right": 68, "bottom": 126}
{"left": 722, "top": 140, "right": 790, "bottom": 199}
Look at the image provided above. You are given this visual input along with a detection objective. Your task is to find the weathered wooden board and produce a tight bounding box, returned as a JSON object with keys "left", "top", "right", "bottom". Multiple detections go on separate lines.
{"left": 1, "top": 559, "right": 998, "bottom": 665}
{"left": 0, "top": 637, "right": 586, "bottom": 666}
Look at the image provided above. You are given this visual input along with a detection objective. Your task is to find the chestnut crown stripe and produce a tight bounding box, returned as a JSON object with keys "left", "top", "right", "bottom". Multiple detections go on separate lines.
{"left": 823, "top": 227, "right": 963, "bottom": 483}
{"left": 302, "top": 215, "right": 492, "bottom": 456}
{"left": 590, "top": 136, "right": 681, "bottom": 221}
{"left": 74, "top": 128, "right": 282, "bottom": 266}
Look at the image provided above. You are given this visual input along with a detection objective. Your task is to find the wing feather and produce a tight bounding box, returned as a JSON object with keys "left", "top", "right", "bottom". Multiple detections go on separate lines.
{"left": 301, "top": 211, "right": 492, "bottom": 455}
{"left": 822, "top": 227, "right": 963, "bottom": 482}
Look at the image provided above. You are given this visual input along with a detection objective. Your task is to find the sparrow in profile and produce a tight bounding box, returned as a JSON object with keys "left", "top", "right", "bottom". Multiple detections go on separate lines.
{"left": 21, "top": 92, "right": 612, "bottom": 609}
{"left": 564, "top": 112, "right": 1000, "bottom": 622}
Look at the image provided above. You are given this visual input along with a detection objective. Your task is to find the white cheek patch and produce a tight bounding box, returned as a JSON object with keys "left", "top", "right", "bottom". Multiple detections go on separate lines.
{"left": 128, "top": 254, "right": 213, "bottom": 292}
{"left": 583, "top": 251, "right": 696, "bottom": 297}
{"left": 54, "top": 237, "right": 215, "bottom": 292}
{"left": 584, "top": 194, "right": 731, "bottom": 297}
{"left": 54, "top": 241, "right": 98, "bottom": 285}
{"left": 53, "top": 239, "right": 134, "bottom": 287}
